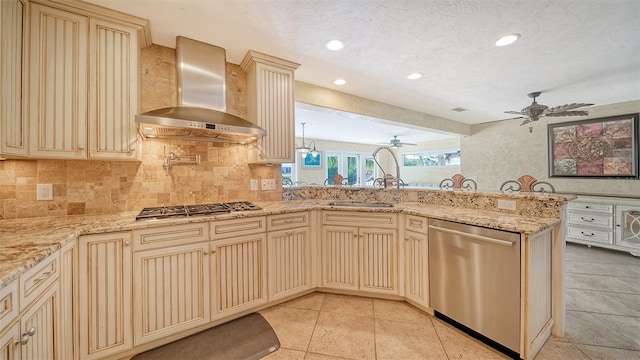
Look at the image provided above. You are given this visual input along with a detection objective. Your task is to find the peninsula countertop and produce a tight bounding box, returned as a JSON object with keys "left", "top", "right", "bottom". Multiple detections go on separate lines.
{"left": 0, "top": 200, "right": 562, "bottom": 290}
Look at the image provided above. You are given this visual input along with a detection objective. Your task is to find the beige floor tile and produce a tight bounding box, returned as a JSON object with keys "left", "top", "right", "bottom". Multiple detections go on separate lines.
{"left": 282, "top": 292, "right": 326, "bottom": 311}
{"left": 321, "top": 293, "right": 374, "bottom": 317}
{"left": 373, "top": 299, "right": 430, "bottom": 324}
{"left": 431, "top": 318, "right": 509, "bottom": 360}
{"left": 374, "top": 318, "right": 446, "bottom": 360}
{"left": 535, "top": 339, "right": 590, "bottom": 360}
{"left": 263, "top": 347, "right": 306, "bottom": 360}
{"left": 262, "top": 306, "right": 320, "bottom": 351}
{"left": 577, "top": 344, "right": 640, "bottom": 360}
{"left": 307, "top": 311, "right": 375, "bottom": 359}
{"left": 591, "top": 313, "right": 640, "bottom": 350}
{"left": 304, "top": 353, "right": 351, "bottom": 360}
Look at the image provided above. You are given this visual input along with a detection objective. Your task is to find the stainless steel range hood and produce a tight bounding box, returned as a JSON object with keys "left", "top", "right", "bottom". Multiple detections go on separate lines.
{"left": 136, "top": 36, "right": 266, "bottom": 144}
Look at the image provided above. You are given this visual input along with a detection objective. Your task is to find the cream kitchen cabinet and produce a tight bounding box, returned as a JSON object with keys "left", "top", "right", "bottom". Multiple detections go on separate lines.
{"left": 266, "top": 212, "right": 312, "bottom": 302}
{"left": 0, "top": 0, "right": 27, "bottom": 158}
{"left": 210, "top": 217, "right": 268, "bottom": 320}
{"left": 78, "top": 231, "right": 132, "bottom": 360}
{"left": 321, "top": 211, "right": 398, "bottom": 295}
{"left": 403, "top": 215, "right": 429, "bottom": 309}
{"left": 132, "top": 223, "right": 211, "bottom": 346}
{"left": 58, "top": 241, "right": 77, "bottom": 360}
{"left": 0, "top": 322, "right": 20, "bottom": 360}
{"left": 28, "top": 0, "right": 149, "bottom": 160}
{"left": 241, "top": 51, "right": 300, "bottom": 164}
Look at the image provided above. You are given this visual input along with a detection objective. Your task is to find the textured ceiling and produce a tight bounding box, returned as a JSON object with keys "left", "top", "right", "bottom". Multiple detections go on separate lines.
{"left": 87, "top": 0, "right": 640, "bottom": 140}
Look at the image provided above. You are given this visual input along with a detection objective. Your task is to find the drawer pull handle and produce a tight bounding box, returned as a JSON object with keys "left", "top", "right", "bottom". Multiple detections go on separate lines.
{"left": 33, "top": 272, "right": 51, "bottom": 283}
{"left": 283, "top": 219, "right": 294, "bottom": 223}
{"left": 16, "top": 327, "right": 36, "bottom": 345}
{"left": 581, "top": 217, "right": 595, "bottom": 222}
{"left": 581, "top": 231, "right": 595, "bottom": 237}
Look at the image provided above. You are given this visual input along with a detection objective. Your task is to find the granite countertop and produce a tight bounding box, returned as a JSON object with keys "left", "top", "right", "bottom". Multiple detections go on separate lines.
{"left": 0, "top": 200, "right": 561, "bottom": 290}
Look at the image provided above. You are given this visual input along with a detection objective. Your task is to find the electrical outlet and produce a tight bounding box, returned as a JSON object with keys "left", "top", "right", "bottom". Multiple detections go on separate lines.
{"left": 250, "top": 179, "right": 259, "bottom": 191}
{"left": 261, "top": 179, "right": 276, "bottom": 190}
{"left": 37, "top": 184, "right": 54, "bottom": 201}
{"left": 497, "top": 199, "right": 516, "bottom": 211}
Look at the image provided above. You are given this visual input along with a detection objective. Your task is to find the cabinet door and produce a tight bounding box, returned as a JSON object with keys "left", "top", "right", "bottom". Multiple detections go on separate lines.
{"left": 0, "top": 322, "right": 20, "bottom": 360}
{"left": 404, "top": 230, "right": 429, "bottom": 308}
{"left": 88, "top": 17, "right": 140, "bottom": 160}
{"left": 212, "top": 233, "right": 267, "bottom": 320}
{"left": 359, "top": 227, "right": 397, "bottom": 295}
{"left": 19, "top": 283, "right": 58, "bottom": 360}
{"left": 59, "top": 241, "right": 77, "bottom": 360}
{"left": 0, "top": 0, "right": 27, "bottom": 157}
{"left": 133, "top": 243, "right": 210, "bottom": 345}
{"left": 78, "top": 232, "right": 132, "bottom": 360}
{"left": 321, "top": 226, "right": 359, "bottom": 291}
{"left": 267, "top": 227, "right": 311, "bottom": 301}
{"left": 29, "top": 4, "right": 88, "bottom": 159}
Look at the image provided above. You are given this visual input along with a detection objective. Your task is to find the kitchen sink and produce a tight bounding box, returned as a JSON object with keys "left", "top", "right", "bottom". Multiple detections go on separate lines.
{"left": 328, "top": 201, "right": 394, "bottom": 208}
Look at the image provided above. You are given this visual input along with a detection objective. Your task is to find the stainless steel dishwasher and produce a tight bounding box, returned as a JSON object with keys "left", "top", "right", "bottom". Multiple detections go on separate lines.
{"left": 429, "top": 218, "right": 521, "bottom": 357}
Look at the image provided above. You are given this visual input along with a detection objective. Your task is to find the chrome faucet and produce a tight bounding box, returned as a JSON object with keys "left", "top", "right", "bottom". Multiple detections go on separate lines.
{"left": 372, "top": 146, "right": 401, "bottom": 203}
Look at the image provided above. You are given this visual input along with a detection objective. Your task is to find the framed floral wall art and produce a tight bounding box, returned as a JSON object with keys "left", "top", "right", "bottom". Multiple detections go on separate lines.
{"left": 548, "top": 113, "right": 639, "bottom": 178}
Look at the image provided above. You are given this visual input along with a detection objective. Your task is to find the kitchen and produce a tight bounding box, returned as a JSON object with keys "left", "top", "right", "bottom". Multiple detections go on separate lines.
{"left": 1, "top": 1, "right": 639, "bottom": 360}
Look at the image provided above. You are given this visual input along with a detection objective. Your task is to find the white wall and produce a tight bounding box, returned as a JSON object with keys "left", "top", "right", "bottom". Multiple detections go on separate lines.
{"left": 461, "top": 100, "right": 640, "bottom": 196}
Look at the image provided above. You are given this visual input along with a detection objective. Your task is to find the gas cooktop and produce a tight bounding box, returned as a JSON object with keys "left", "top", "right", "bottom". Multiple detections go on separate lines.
{"left": 136, "top": 201, "right": 261, "bottom": 220}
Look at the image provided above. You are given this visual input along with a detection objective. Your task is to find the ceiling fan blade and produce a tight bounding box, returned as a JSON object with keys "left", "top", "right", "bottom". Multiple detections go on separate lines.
{"left": 520, "top": 119, "right": 532, "bottom": 126}
{"left": 504, "top": 110, "right": 523, "bottom": 115}
{"left": 400, "top": 142, "right": 417, "bottom": 146}
{"left": 545, "top": 103, "right": 594, "bottom": 114}
{"left": 544, "top": 110, "right": 590, "bottom": 117}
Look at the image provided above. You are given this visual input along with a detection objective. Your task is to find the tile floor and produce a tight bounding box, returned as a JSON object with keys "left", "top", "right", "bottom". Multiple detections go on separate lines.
{"left": 260, "top": 243, "right": 640, "bottom": 359}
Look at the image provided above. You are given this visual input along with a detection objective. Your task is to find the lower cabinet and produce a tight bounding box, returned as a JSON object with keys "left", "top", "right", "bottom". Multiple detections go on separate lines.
{"left": 404, "top": 229, "right": 429, "bottom": 309}
{"left": 0, "top": 322, "right": 20, "bottom": 360}
{"left": 267, "top": 227, "right": 312, "bottom": 301}
{"left": 78, "top": 232, "right": 132, "bottom": 360}
{"left": 211, "top": 217, "right": 267, "bottom": 320}
{"left": 133, "top": 242, "right": 210, "bottom": 345}
{"left": 321, "top": 211, "right": 398, "bottom": 295}
{"left": 18, "top": 284, "right": 58, "bottom": 360}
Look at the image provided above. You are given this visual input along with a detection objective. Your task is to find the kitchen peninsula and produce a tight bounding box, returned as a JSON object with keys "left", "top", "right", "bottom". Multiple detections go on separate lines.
{"left": 0, "top": 188, "right": 573, "bottom": 360}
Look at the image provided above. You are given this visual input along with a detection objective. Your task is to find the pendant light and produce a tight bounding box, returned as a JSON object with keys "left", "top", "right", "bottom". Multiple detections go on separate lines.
{"left": 295, "top": 122, "right": 320, "bottom": 159}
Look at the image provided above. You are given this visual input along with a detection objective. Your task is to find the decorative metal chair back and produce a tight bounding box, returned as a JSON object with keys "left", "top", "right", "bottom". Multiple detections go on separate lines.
{"left": 374, "top": 174, "right": 405, "bottom": 188}
{"left": 500, "top": 175, "right": 555, "bottom": 193}
{"left": 324, "top": 174, "right": 349, "bottom": 187}
{"left": 439, "top": 174, "right": 477, "bottom": 191}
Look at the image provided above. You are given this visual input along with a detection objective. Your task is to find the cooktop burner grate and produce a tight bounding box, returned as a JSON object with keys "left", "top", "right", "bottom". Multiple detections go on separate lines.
{"left": 136, "top": 201, "right": 261, "bottom": 220}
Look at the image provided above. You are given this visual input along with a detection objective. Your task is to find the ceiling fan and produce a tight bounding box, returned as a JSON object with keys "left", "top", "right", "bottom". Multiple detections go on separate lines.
{"left": 381, "top": 135, "right": 416, "bottom": 148}
{"left": 505, "top": 91, "right": 593, "bottom": 132}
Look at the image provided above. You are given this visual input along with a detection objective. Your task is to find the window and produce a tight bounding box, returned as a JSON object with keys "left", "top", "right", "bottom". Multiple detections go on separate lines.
{"left": 402, "top": 149, "right": 460, "bottom": 167}
{"left": 326, "top": 151, "right": 379, "bottom": 186}
{"left": 281, "top": 163, "right": 296, "bottom": 185}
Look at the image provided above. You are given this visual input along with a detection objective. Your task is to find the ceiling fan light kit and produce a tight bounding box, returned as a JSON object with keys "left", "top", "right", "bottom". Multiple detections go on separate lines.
{"left": 505, "top": 91, "right": 594, "bottom": 132}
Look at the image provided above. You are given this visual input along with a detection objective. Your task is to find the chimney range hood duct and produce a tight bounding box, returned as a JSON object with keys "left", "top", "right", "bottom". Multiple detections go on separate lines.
{"left": 136, "top": 36, "right": 266, "bottom": 144}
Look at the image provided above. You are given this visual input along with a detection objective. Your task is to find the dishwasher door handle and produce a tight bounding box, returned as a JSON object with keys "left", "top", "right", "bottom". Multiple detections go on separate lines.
{"left": 429, "top": 225, "right": 516, "bottom": 247}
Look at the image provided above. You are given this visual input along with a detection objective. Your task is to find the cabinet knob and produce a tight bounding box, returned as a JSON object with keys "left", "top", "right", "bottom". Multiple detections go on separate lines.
{"left": 124, "top": 241, "right": 130, "bottom": 246}
{"left": 26, "top": 327, "right": 36, "bottom": 336}
{"left": 130, "top": 147, "right": 136, "bottom": 151}
{"left": 78, "top": 145, "right": 85, "bottom": 150}
{"left": 17, "top": 334, "right": 30, "bottom": 345}
{"left": 203, "top": 251, "right": 209, "bottom": 255}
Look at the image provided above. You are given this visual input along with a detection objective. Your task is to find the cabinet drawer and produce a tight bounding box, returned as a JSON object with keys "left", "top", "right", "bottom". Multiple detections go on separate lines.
{"left": 567, "top": 201, "right": 613, "bottom": 214}
{"left": 211, "top": 216, "right": 266, "bottom": 240}
{"left": 133, "top": 222, "right": 209, "bottom": 250}
{"left": 322, "top": 211, "right": 397, "bottom": 228}
{"left": 0, "top": 281, "right": 18, "bottom": 330}
{"left": 566, "top": 212, "right": 614, "bottom": 229}
{"left": 268, "top": 212, "right": 310, "bottom": 231}
{"left": 567, "top": 226, "right": 613, "bottom": 244}
{"left": 405, "top": 215, "right": 428, "bottom": 234}
{"left": 19, "top": 251, "right": 59, "bottom": 311}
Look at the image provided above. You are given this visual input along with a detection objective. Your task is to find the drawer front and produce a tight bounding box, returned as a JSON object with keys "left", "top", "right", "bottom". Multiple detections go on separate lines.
{"left": 133, "top": 222, "right": 209, "bottom": 250}
{"left": 567, "top": 226, "right": 613, "bottom": 244}
{"left": 268, "top": 212, "right": 310, "bottom": 231}
{"left": 19, "top": 251, "right": 59, "bottom": 311}
{"left": 211, "top": 216, "right": 266, "bottom": 240}
{"left": 567, "top": 201, "right": 613, "bottom": 214}
{"left": 566, "top": 212, "right": 614, "bottom": 229}
{"left": 0, "top": 281, "right": 18, "bottom": 330}
{"left": 322, "top": 211, "right": 397, "bottom": 228}
{"left": 405, "top": 215, "right": 428, "bottom": 234}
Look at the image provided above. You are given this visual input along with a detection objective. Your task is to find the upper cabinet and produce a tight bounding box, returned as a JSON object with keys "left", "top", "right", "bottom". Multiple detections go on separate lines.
{"left": 1, "top": 0, "right": 151, "bottom": 160}
{"left": 241, "top": 51, "right": 300, "bottom": 164}
{"left": 0, "top": 0, "right": 27, "bottom": 157}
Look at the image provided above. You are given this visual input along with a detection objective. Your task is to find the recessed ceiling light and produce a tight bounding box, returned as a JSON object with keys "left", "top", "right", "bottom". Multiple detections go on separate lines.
{"left": 495, "top": 33, "right": 520, "bottom": 47}
{"left": 407, "top": 73, "right": 422, "bottom": 80}
{"left": 326, "top": 40, "right": 344, "bottom": 51}
{"left": 334, "top": 79, "right": 346, "bottom": 85}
